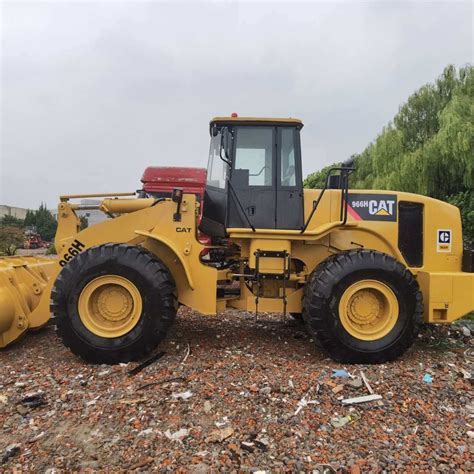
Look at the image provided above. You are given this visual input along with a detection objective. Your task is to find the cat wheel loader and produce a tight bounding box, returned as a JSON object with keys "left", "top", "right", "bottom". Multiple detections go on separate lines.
{"left": 1, "top": 115, "right": 473, "bottom": 364}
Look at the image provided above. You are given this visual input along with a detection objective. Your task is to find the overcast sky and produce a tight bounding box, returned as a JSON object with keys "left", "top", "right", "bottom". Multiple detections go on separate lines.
{"left": 1, "top": 1, "right": 472, "bottom": 209}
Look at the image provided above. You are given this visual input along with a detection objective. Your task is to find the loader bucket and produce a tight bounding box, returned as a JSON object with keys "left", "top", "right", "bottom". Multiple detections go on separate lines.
{"left": 0, "top": 256, "right": 58, "bottom": 347}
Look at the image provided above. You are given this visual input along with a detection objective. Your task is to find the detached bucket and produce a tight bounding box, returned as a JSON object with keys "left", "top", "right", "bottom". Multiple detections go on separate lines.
{"left": 0, "top": 256, "right": 57, "bottom": 347}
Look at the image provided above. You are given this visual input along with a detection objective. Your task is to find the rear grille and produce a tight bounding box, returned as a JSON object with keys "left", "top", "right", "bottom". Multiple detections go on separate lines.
{"left": 398, "top": 202, "right": 423, "bottom": 267}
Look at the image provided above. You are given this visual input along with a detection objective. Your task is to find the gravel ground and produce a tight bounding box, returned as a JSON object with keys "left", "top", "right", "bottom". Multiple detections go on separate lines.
{"left": 1, "top": 309, "right": 473, "bottom": 472}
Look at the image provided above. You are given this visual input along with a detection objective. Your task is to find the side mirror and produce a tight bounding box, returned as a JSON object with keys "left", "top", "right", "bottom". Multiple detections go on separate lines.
{"left": 171, "top": 188, "right": 183, "bottom": 204}
{"left": 172, "top": 188, "right": 183, "bottom": 222}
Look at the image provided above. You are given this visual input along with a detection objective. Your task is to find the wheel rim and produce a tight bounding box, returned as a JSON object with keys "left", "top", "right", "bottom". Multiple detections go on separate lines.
{"left": 339, "top": 280, "right": 399, "bottom": 341}
{"left": 78, "top": 275, "right": 142, "bottom": 338}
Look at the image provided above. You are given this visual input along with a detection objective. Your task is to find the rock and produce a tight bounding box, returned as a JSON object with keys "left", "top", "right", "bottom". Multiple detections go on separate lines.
{"left": 347, "top": 377, "right": 363, "bottom": 389}
{"left": 259, "top": 386, "right": 272, "bottom": 395}
{"left": 164, "top": 428, "right": 190, "bottom": 442}
{"left": 189, "top": 463, "right": 210, "bottom": 473}
{"left": 203, "top": 400, "right": 212, "bottom": 413}
{"left": 1, "top": 444, "right": 20, "bottom": 464}
{"left": 16, "top": 405, "right": 29, "bottom": 415}
{"left": 467, "top": 431, "right": 474, "bottom": 439}
{"left": 172, "top": 390, "right": 193, "bottom": 400}
{"left": 461, "top": 326, "right": 471, "bottom": 337}
{"left": 206, "top": 427, "right": 234, "bottom": 443}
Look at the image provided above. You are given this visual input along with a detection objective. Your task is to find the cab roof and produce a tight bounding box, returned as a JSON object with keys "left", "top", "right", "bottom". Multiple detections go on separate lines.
{"left": 210, "top": 116, "right": 303, "bottom": 127}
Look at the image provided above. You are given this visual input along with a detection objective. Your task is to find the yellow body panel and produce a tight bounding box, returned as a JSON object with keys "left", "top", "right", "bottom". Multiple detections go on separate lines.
{"left": 417, "top": 271, "right": 474, "bottom": 323}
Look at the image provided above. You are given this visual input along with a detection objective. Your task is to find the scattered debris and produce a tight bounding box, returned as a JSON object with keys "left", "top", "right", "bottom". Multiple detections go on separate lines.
{"left": 294, "top": 387, "right": 319, "bottom": 415}
{"left": 136, "top": 375, "right": 187, "bottom": 391}
{"left": 138, "top": 428, "right": 154, "bottom": 437}
{"left": 240, "top": 441, "right": 255, "bottom": 452}
{"left": 172, "top": 390, "right": 193, "bottom": 401}
{"left": 332, "top": 369, "right": 350, "bottom": 378}
{"left": 331, "top": 415, "right": 356, "bottom": 428}
{"left": 19, "top": 393, "right": 46, "bottom": 409}
{"left": 205, "top": 426, "right": 234, "bottom": 443}
{"left": 164, "top": 428, "right": 190, "bottom": 442}
{"left": 130, "top": 457, "right": 154, "bottom": 470}
{"left": 342, "top": 394, "right": 383, "bottom": 405}
{"left": 254, "top": 436, "right": 270, "bottom": 451}
{"left": 332, "top": 384, "right": 344, "bottom": 394}
{"left": 1, "top": 444, "right": 20, "bottom": 464}
{"left": 423, "top": 373, "right": 433, "bottom": 384}
{"left": 313, "top": 464, "right": 337, "bottom": 473}
{"left": 181, "top": 343, "right": 191, "bottom": 364}
{"left": 0, "top": 311, "right": 471, "bottom": 471}
{"left": 128, "top": 351, "right": 166, "bottom": 376}
{"left": 458, "top": 368, "right": 471, "bottom": 379}
{"left": 346, "top": 377, "right": 363, "bottom": 389}
{"left": 360, "top": 370, "right": 374, "bottom": 394}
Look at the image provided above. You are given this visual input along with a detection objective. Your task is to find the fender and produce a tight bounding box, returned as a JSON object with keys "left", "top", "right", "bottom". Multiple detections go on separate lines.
{"left": 135, "top": 230, "right": 195, "bottom": 290}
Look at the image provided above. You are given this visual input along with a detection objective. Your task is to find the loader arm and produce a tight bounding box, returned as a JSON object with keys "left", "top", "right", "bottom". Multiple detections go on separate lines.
{"left": 0, "top": 193, "right": 211, "bottom": 348}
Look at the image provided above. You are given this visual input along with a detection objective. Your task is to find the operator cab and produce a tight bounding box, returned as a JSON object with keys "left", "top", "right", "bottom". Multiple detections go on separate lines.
{"left": 201, "top": 115, "right": 304, "bottom": 237}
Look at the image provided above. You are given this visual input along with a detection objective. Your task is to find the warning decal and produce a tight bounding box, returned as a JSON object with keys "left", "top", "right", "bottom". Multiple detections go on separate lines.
{"left": 437, "top": 229, "right": 452, "bottom": 253}
{"left": 346, "top": 193, "right": 398, "bottom": 222}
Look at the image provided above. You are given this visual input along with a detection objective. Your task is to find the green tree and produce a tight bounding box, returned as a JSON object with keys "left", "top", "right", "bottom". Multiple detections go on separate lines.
{"left": 35, "top": 203, "right": 57, "bottom": 241}
{"left": 0, "top": 227, "right": 25, "bottom": 255}
{"left": 305, "top": 64, "right": 474, "bottom": 247}
{"left": 0, "top": 214, "right": 24, "bottom": 228}
{"left": 25, "top": 203, "right": 58, "bottom": 241}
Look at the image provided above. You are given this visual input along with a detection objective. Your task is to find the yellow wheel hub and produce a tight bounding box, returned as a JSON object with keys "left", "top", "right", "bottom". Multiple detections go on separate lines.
{"left": 339, "top": 280, "right": 399, "bottom": 341}
{"left": 78, "top": 275, "right": 142, "bottom": 338}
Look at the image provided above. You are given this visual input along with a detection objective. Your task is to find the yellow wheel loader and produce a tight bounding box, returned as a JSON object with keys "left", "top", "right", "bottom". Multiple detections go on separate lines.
{"left": 1, "top": 116, "right": 473, "bottom": 364}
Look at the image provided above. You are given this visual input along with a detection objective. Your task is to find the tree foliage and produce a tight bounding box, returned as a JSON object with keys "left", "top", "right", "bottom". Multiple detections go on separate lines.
{"left": 0, "top": 227, "right": 25, "bottom": 255}
{"left": 24, "top": 203, "right": 58, "bottom": 241}
{"left": 0, "top": 215, "right": 24, "bottom": 228}
{"left": 304, "top": 64, "right": 473, "bottom": 247}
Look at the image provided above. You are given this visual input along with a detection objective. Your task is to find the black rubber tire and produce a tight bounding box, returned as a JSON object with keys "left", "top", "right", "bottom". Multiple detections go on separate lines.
{"left": 51, "top": 243, "right": 177, "bottom": 364}
{"left": 303, "top": 250, "right": 423, "bottom": 364}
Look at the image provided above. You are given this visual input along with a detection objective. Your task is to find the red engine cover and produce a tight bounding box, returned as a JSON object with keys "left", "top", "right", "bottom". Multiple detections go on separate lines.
{"left": 141, "top": 166, "right": 207, "bottom": 197}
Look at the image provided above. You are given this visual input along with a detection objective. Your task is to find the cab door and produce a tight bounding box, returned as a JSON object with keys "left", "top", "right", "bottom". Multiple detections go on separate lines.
{"left": 228, "top": 126, "right": 276, "bottom": 229}
{"left": 276, "top": 127, "right": 304, "bottom": 229}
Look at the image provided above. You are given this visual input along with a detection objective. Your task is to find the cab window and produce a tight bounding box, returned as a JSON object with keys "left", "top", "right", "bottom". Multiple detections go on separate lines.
{"left": 206, "top": 133, "right": 227, "bottom": 189}
{"left": 281, "top": 128, "right": 296, "bottom": 187}
{"left": 234, "top": 127, "right": 273, "bottom": 186}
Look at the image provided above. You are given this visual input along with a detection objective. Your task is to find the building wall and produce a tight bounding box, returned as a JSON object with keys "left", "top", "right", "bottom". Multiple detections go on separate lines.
{"left": 0, "top": 205, "right": 28, "bottom": 220}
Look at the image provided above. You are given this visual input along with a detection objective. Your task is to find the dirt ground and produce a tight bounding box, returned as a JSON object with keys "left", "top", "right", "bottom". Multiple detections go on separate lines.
{"left": 1, "top": 309, "right": 473, "bottom": 472}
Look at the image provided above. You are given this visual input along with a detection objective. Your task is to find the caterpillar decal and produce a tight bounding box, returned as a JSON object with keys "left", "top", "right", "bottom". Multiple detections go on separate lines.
{"left": 346, "top": 193, "right": 397, "bottom": 222}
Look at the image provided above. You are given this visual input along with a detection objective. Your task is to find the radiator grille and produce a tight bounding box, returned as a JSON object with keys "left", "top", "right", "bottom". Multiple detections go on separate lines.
{"left": 398, "top": 202, "right": 423, "bottom": 267}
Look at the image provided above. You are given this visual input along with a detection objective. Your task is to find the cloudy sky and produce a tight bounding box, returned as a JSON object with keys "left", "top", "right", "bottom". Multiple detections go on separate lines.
{"left": 1, "top": 0, "right": 472, "bottom": 209}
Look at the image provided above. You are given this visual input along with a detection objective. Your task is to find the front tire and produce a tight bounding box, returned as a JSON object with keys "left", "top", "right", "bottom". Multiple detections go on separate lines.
{"left": 51, "top": 243, "right": 177, "bottom": 364}
{"left": 303, "top": 250, "right": 423, "bottom": 364}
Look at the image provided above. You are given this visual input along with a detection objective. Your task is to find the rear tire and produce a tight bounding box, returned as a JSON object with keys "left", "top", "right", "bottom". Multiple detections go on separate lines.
{"left": 51, "top": 243, "right": 177, "bottom": 364}
{"left": 303, "top": 250, "right": 423, "bottom": 364}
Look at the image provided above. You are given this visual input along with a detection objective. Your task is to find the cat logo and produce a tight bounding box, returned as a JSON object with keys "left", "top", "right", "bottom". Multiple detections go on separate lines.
{"left": 369, "top": 199, "right": 396, "bottom": 217}
{"left": 437, "top": 229, "right": 452, "bottom": 253}
{"left": 347, "top": 193, "right": 398, "bottom": 222}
